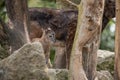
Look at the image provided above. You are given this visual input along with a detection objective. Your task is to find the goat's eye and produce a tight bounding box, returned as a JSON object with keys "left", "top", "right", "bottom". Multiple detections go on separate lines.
{"left": 49, "top": 35, "right": 52, "bottom": 37}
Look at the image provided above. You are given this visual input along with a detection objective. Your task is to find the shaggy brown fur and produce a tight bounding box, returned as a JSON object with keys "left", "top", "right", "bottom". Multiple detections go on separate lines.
{"left": 32, "top": 27, "right": 55, "bottom": 68}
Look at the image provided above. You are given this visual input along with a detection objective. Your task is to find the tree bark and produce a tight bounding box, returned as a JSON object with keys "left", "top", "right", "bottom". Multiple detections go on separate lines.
{"left": 69, "top": 0, "right": 105, "bottom": 80}
{"left": 54, "top": 44, "right": 66, "bottom": 68}
{"left": 114, "top": 0, "right": 120, "bottom": 79}
{"left": 82, "top": 31, "right": 101, "bottom": 80}
{"left": 5, "top": 0, "right": 30, "bottom": 52}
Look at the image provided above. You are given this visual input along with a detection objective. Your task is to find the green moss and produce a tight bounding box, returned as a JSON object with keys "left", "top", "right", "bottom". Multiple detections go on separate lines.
{"left": 0, "top": 44, "right": 9, "bottom": 60}
{"left": 0, "top": 27, "right": 10, "bottom": 60}
{"left": 50, "top": 48, "right": 55, "bottom": 64}
{"left": 97, "top": 57, "right": 114, "bottom": 75}
{"left": 56, "top": 70, "right": 68, "bottom": 80}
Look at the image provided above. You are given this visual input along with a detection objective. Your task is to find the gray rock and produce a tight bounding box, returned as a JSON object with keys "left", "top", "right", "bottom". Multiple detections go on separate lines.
{"left": 48, "top": 69, "right": 68, "bottom": 80}
{"left": 0, "top": 42, "right": 49, "bottom": 80}
{"left": 47, "top": 69, "right": 113, "bottom": 80}
{"left": 0, "top": 44, "right": 115, "bottom": 80}
{"left": 0, "top": 45, "right": 9, "bottom": 60}
{"left": 97, "top": 50, "right": 114, "bottom": 75}
{"left": 97, "top": 70, "right": 113, "bottom": 80}
{"left": 97, "top": 50, "right": 114, "bottom": 64}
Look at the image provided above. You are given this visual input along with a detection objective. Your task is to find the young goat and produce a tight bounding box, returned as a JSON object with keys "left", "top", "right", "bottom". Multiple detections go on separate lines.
{"left": 32, "top": 27, "right": 56, "bottom": 68}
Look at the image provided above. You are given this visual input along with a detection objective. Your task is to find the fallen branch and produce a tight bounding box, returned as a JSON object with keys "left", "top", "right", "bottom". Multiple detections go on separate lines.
{"left": 65, "top": 0, "right": 78, "bottom": 7}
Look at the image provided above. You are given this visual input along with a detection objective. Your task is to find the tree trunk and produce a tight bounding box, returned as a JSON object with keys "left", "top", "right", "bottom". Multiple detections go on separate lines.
{"left": 69, "top": 0, "right": 105, "bottom": 80}
{"left": 114, "top": 0, "right": 120, "bottom": 79}
{"left": 82, "top": 30, "right": 101, "bottom": 80}
{"left": 5, "top": 0, "right": 30, "bottom": 52}
{"left": 54, "top": 44, "right": 66, "bottom": 68}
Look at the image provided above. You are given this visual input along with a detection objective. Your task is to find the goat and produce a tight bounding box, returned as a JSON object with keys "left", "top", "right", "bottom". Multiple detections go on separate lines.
{"left": 32, "top": 27, "right": 55, "bottom": 68}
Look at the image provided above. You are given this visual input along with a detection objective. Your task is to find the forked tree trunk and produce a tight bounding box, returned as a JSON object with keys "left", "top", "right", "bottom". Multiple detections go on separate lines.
{"left": 5, "top": 0, "right": 30, "bottom": 52}
{"left": 114, "top": 0, "right": 120, "bottom": 79}
{"left": 69, "top": 0, "right": 105, "bottom": 80}
{"left": 82, "top": 30, "right": 101, "bottom": 80}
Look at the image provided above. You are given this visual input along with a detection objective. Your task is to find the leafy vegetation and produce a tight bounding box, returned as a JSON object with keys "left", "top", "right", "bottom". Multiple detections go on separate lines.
{"left": 28, "top": 0, "right": 56, "bottom": 8}
{"left": 100, "top": 19, "right": 115, "bottom": 51}
{"left": 0, "top": 0, "right": 6, "bottom": 20}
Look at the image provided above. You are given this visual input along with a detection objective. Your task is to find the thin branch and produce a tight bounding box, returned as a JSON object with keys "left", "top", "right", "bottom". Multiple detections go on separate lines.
{"left": 65, "top": 0, "right": 78, "bottom": 7}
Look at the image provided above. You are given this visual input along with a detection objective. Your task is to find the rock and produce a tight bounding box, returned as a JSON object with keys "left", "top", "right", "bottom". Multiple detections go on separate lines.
{"left": 97, "top": 70, "right": 113, "bottom": 80}
{"left": 0, "top": 42, "right": 49, "bottom": 80}
{"left": 97, "top": 50, "right": 114, "bottom": 64}
{"left": 97, "top": 50, "right": 114, "bottom": 75}
{"left": 47, "top": 69, "right": 113, "bottom": 80}
{"left": 0, "top": 44, "right": 115, "bottom": 80}
{"left": 0, "top": 45, "right": 9, "bottom": 60}
{"left": 48, "top": 69, "right": 68, "bottom": 80}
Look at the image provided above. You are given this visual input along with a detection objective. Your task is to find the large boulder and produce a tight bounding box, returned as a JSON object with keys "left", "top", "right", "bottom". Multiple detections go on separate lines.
{"left": 48, "top": 69, "right": 68, "bottom": 80}
{"left": 0, "top": 45, "right": 9, "bottom": 60}
{"left": 47, "top": 69, "right": 113, "bottom": 80}
{"left": 97, "top": 70, "right": 113, "bottom": 80}
{"left": 0, "top": 43, "right": 115, "bottom": 80}
{"left": 97, "top": 50, "right": 114, "bottom": 75}
{"left": 0, "top": 42, "right": 49, "bottom": 80}
{"left": 97, "top": 50, "right": 114, "bottom": 64}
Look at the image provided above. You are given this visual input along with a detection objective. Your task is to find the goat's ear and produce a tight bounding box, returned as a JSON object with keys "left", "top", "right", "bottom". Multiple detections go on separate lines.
{"left": 47, "top": 27, "right": 51, "bottom": 31}
{"left": 45, "top": 28, "right": 51, "bottom": 34}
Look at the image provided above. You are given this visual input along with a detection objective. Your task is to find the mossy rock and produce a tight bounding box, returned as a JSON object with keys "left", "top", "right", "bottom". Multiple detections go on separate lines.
{"left": 56, "top": 70, "right": 68, "bottom": 80}
{"left": 97, "top": 57, "right": 114, "bottom": 75}
{"left": 0, "top": 45, "right": 9, "bottom": 60}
